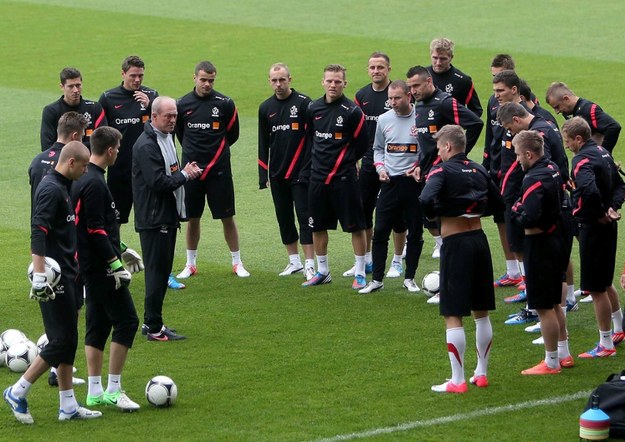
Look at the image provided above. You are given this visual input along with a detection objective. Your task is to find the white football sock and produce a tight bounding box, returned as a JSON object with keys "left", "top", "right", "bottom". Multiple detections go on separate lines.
{"left": 88, "top": 376, "right": 103, "bottom": 397}
{"left": 354, "top": 255, "right": 366, "bottom": 277}
{"left": 474, "top": 316, "right": 492, "bottom": 377}
{"left": 231, "top": 250, "right": 242, "bottom": 265}
{"left": 186, "top": 249, "right": 197, "bottom": 266}
{"left": 59, "top": 389, "right": 79, "bottom": 413}
{"left": 612, "top": 310, "right": 624, "bottom": 333}
{"left": 505, "top": 260, "right": 520, "bottom": 278}
{"left": 317, "top": 255, "right": 328, "bottom": 275}
{"left": 106, "top": 374, "right": 121, "bottom": 394}
{"left": 446, "top": 327, "right": 465, "bottom": 385}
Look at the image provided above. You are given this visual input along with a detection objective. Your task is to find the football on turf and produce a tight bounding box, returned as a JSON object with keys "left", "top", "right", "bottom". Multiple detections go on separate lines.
{"left": 5, "top": 341, "right": 37, "bottom": 373}
{"left": 0, "top": 329, "right": 27, "bottom": 348}
{"left": 0, "top": 338, "right": 7, "bottom": 367}
{"left": 145, "top": 375, "right": 178, "bottom": 407}
{"left": 27, "top": 257, "right": 62, "bottom": 288}
{"left": 36, "top": 333, "right": 48, "bottom": 352}
{"left": 422, "top": 271, "right": 440, "bottom": 297}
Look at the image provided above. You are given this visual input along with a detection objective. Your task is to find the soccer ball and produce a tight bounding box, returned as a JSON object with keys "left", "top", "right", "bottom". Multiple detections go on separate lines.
{"left": 0, "top": 338, "right": 7, "bottom": 367}
{"left": 422, "top": 271, "right": 440, "bottom": 297}
{"left": 0, "top": 329, "right": 27, "bottom": 348}
{"left": 27, "top": 257, "right": 62, "bottom": 288}
{"left": 36, "top": 333, "right": 48, "bottom": 352}
{"left": 145, "top": 376, "right": 178, "bottom": 407}
{"left": 5, "top": 341, "right": 37, "bottom": 373}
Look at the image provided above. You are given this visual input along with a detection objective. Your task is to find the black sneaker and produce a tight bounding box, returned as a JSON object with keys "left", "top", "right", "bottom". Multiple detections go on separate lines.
{"left": 147, "top": 326, "right": 186, "bottom": 341}
{"left": 48, "top": 370, "right": 58, "bottom": 386}
{"left": 142, "top": 324, "right": 176, "bottom": 336}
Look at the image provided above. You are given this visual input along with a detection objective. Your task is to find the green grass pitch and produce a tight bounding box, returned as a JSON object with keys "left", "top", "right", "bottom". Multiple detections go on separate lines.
{"left": 2, "top": 0, "right": 625, "bottom": 440}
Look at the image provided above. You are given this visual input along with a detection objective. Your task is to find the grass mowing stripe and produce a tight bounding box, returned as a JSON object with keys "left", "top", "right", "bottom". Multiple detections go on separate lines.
{"left": 312, "top": 390, "right": 590, "bottom": 442}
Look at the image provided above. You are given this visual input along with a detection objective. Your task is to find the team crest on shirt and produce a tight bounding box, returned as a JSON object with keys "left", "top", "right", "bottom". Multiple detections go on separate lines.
{"left": 384, "top": 99, "right": 391, "bottom": 110}
{"left": 428, "top": 109, "right": 435, "bottom": 120}
{"left": 410, "top": 125, "right": 418, "bottom": 137}
{"left": 290, "top": 106, "right": 298, "bottom": 118}
{"left": 445, "top": 84, "right": 453, "bottom": 94}
{"left": 212, "top": 107, "right": 219, "bottom": 117}
{"left": 139, "top": 102, "right": 147, "bottom": 111}
{"left": 82, "top": 112, "right": 92, "bottom": 124}
{"left": 308, "top": 217, "right": 314, "bottom": 228}
{"left": 336, "top": 116, "right": 343, "bottom": 127}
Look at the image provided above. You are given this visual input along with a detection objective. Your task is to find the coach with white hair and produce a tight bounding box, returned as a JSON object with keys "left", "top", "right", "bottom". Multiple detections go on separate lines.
{"left": 132, "top": 96, "right": 202, "bottom": 342}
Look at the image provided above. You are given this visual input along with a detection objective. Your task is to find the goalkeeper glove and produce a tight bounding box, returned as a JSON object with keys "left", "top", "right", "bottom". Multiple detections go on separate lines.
{"left": 109, "top": 259, "right": 132, "bottom": 290}
{"left": 121, "top": 248, "right": 144, "bottom": 274}
{"left": 30, "top": 272, "right": 55, "bottom": 302}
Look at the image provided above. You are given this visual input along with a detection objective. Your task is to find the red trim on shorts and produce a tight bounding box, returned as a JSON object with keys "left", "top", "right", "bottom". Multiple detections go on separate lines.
{"left": 258, "top": 159, "right": 268, "bottom": 170}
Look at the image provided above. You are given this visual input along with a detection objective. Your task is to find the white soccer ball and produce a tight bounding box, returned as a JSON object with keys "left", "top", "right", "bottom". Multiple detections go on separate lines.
{"left": 1, "top": 329, "right": 27, "bottom": 348}
{"left": 145, "top": 375, "right": 178, "bottom": 407}
{"left": 0, "top": 338, "right": 7, "bottom": 367}
{"left": 36, "top": 333, "right": 48, "bottom": 353}
{"left": 5, "top": 341, "right": 37, "bottom": 373}
{"left": 27, "top": 257, "right": 62, "bottom": 288}
{"left": 422, "top": 271, "right": 440, "bottom": 297}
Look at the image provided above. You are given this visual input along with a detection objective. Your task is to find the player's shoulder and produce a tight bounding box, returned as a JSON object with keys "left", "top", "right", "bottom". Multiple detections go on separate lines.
{"left": 450, "top": 65, "right": 472, "bottom": 82}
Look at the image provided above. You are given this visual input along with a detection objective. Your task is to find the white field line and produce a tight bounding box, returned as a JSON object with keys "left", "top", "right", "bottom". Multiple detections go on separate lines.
{"left": 311, "top": 390, "right": 589, "bottom": 442}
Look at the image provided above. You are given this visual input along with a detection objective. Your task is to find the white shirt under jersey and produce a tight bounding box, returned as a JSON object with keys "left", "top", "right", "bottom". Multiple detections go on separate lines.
{"left": 373, "top": 104, "right": 419, "bottom": 177}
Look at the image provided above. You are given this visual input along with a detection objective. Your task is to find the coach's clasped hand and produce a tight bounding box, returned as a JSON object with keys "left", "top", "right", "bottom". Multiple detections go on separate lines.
{"left": 122, "top": 248, "right": 144, "bottom": 274}
{"left": 30, "top": 272, "right": 55, "bottom": 302}
{"left": 109, "top": 259, "right": 132, "bottom": 290}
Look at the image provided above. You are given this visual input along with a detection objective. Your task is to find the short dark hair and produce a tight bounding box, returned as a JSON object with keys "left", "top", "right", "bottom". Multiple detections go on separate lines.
{"left": 519, "top": 79, "right": 532, "bottom": 101}
{"left": 369, "top": 52, "right": 390, "bottom": 65}
{"left": 497, "top": 102, "right": 530, "bottom": 125}
{"left": 406, "top": 65, "right": 430, "bottom": 79}
{"left": 195, "top": 61, "right": 217, "bottom": 75}
{"left": 122, "top": 55, "right": 145, "bottom": 72}
{"left": 492, "top": 70, "right": 520, "bottom": 90}
{"left": 57, "top": 111, "right": 88, "bottom": 138}
{"left": 60, "top": 67, "right": 81, "bottom": 85}
{"left": 491, "top": 54, "right": 515, "bottom": 70}
{"left": 389, "top": 79, "right": 409, "bottom": 94}
{"left": 90, "top": 126, "right": 122, "bottom": 156}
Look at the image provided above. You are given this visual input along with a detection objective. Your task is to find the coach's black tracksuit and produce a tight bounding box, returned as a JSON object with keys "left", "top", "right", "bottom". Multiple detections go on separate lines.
{"left": 133, "top": 122, "right": 188, "bottom": 333}
{"left": 428, "top": 65, "right": 483, "bottom": 118}
{"left": 72, "top": 163, "right": 138, "bottom": 350}
{"left": 258, "top": 89, "right": 312, "bottom": 246}
{"left": 563, "top": 98, "right": 621, "bottom": 153}
{"left": 31, "top": 170, "right": 80, "bottom": 367}
{"left": 40, "top": 96, "right": 107, "bottom": 151}
{"left": 99, "top": 84, "right": 158, "bottom": 223}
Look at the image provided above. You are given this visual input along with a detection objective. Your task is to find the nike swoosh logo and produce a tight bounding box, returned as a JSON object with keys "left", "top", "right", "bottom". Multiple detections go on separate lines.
{"left": 269, "top": 112, "right": 277, "bottom": 118}
{"left": 362, "top": 101, "right": 369, "bottom": 106}
{"left": 114, "top": 105, "right": 123, "bottom": 109}
{"left": 315, "top": 116, "right": 323, "bottom": 120}
{"left": 186, "top": 110, "right": 193, "bottom": 115}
